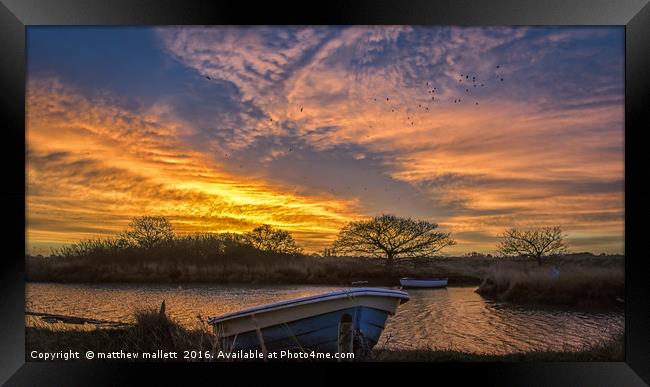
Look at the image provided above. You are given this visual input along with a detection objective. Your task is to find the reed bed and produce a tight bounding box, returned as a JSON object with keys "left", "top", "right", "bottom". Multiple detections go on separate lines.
{"left": 475, "top": 261, "right": 624, "bottom": 307}
{"left": 26, "top": 253, "right": 488, "bottom": 285}
{"left": 27, "top": 252, "right": 623, "bottom": 290}
{"left": 26, "top": 307, "right": 216, "bottom": 361}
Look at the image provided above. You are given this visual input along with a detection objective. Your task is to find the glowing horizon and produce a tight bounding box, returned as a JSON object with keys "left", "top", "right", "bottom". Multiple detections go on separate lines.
{"left": 26, "top": 26, "right": 624, "bottom": 255}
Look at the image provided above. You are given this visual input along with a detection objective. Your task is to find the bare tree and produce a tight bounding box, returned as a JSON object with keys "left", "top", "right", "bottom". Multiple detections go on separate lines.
{"left": 332, "top": 214, "right": 455, "bottom": 265}
{"left": 243, "top": 224, "right": 303, "bottom": 255}
{"left": 497, "top": 226, "right": 568, "bottom": 265}
{"left": 121, "top": 216, "right": 175, "bottom": 249}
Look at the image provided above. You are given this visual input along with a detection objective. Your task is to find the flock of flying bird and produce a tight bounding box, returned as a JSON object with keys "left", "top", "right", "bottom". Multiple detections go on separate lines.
{"left": 203, "top": 65, "right": 506, "bottom": 131}
{"left": 201, "top": 65, "right": 506, "bottom": 202}
{"left": 370, "top": 65, "right": 505, "bottom": 126}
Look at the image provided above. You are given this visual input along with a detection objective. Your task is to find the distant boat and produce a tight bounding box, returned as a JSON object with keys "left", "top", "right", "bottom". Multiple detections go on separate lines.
{"left": 208, "top": 288, "right": 409, "bottom": 353}
{"left": 399, "top": 277, "right": 448, "bottom": 288}
{"left": 351, "top": 280, "right": 369, "bottom": 286}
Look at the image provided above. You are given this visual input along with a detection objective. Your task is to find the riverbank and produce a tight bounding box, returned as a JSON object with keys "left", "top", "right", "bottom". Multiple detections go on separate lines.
{"left": 27, "top": 253, "right": 625, "bottom": 307}
{"left": 26, "top": 253, "right": 622, "bottom": 287}
{"left": 26, "top": 254, "right": 489, "bottom": 285}
{"left": 26, "top": 308, "right": 623, "bottom": 362}
{"left": 475, "top": 261, "right": 624, "bottom": 308}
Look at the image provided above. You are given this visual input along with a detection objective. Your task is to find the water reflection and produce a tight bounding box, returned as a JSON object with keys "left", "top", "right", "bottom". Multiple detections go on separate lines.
{"left": 382, "top": 287, "right": 623, "bottom": 354}
{"left": 26, "top": 283, "right": 623, "bottom": 354}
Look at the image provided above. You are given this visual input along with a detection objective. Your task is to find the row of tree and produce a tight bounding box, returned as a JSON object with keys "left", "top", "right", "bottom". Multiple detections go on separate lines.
{"left": 95, "top": 214, "right": 567, "bottom": 266}
{"left": 114, "top": 216, "right": 302, "bottom": 254}
{"left": 331, "top": 214, "right": 566, "bottom": 265}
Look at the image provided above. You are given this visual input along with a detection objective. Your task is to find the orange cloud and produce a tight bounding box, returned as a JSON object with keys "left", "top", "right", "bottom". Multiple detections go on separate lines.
{"left": 26, "top": 78, "right": 362, "bottom": 253}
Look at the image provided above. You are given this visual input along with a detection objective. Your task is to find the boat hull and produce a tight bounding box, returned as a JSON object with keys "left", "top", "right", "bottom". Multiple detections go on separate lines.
{"left": 399, "top": 278, "right": 448, "bottom": 288}
{"left": 216, "top": 306, "right": 390, "bottom": 353}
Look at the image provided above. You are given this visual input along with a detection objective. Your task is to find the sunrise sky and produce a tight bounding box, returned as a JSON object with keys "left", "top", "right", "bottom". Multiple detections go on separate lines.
{"left": 26, "top": 26, "right": 624, "bottom": 255}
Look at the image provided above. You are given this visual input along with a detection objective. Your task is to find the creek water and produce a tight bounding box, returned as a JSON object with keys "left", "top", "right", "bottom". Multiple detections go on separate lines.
{"left": 26, "top": 283, "right": 623, "bottom": 354}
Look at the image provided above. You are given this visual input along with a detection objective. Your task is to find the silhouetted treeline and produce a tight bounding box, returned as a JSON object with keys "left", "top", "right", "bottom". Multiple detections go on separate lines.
{"left": 53, "top": 232, "right": 298, "bottom": 266}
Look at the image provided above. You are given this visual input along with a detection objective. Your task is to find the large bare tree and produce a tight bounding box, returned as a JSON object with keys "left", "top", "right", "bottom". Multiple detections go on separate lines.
{"left": 243, "top": 224, "right": 303, "bottom": 255}
{"left": 332, "top": 214, "right": 455, "bottom": 265}
{"left": 121, "top": 216, "right": 175, "bottom": 249}
{"left": 497, "top": 226, "right": 568, "bottom": 265}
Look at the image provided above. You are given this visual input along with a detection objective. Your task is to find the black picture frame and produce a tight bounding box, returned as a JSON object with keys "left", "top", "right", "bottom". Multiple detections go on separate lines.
{"left": 1, "top": 0, "right": 648, "bottom": 385}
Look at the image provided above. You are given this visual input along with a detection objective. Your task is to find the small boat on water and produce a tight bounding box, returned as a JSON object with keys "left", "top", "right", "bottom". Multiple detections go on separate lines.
{"left": 399, "top": 277, "right": 448, "bottom": 288}
{"left": 208, "top": 288, "right": 409, "bottom": 353}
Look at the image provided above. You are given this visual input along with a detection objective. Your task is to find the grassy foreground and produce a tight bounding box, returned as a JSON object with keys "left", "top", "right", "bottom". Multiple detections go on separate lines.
{"left": 368, "top": 337, "right": 624, "bottom": 362}
{"left": 26, "top": 309, "right": 623, "bottom": 362}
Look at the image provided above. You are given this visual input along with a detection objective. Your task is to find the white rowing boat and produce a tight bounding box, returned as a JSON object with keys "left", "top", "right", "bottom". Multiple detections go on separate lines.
{"left": 208, "top": 288, "right": 409, "bottom": 353}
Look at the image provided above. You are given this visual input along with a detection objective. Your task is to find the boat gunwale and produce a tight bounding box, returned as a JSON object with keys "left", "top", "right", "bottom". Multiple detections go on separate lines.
{"left": 207, "top": 288, "right": 408, "bottom": 325}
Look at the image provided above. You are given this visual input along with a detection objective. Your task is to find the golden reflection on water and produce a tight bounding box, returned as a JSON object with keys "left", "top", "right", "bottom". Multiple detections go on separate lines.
{"left": 26, "top": 283, "right": 623, "bottom": 354}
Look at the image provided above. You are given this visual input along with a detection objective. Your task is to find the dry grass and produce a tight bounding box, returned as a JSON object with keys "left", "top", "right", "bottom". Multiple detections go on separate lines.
{"left": 26, "top": 308, "right": 217, "bottom": 361}
{"left": 365, "top": 333, "right": 624, "bottom": 361}
{"left": 27, "top": 253, "right": 623, "bottom": 291}
{"left": 475, "top": 261, "right": 624, "bottom": 307}
{"left": 26, "top": 254, "right": 488, "bottom": 285}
